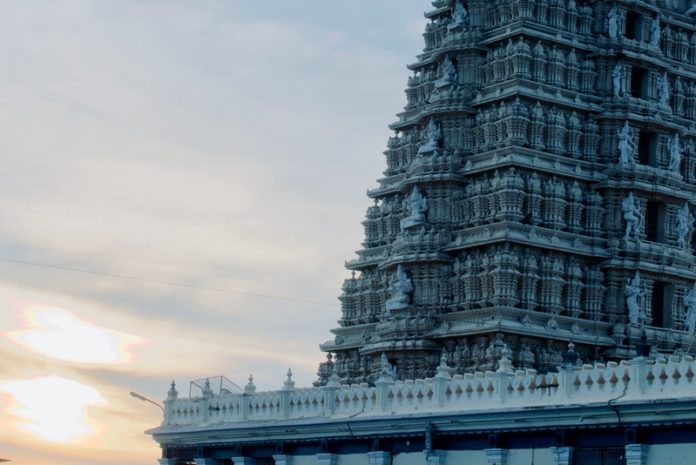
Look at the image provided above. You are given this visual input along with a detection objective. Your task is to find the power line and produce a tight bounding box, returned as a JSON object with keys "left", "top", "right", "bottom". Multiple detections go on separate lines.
{"left": 0, "top": 256, "right": 337, "bottom": 308}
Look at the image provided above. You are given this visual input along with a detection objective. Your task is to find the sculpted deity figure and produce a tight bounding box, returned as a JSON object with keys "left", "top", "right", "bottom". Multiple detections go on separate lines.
{"left": 649, "top": 16, "right": 661, "bottom": 48}
{"left": 400, "top": 186, "right": 429, "bottom": 230}
{"left": 625, "top": 272, "right": 646, "bottom": 325}
{"left": 658, "top": 72, "right": 671, "bottom": 107}
{"left": 378, "top": 353, "right": 398, "bottom": 380}
{"left": 622, "top": 192, "right": 643, "bottom": 242}
{"left": 448, "top": 1, "right": 469, "bottom": 31}
{"left": 617, "top": 122, "right": 636, "bottom": 165}
{"left": 668, "top": 133, "right": 682, "bottom": 172}
{"left": 612, "top": 61, "right": 625, "bottom": 98}
{"left": 687, "top": 2, "right": 696, "bottom": 16}
{"left": 676, "top": 203, "right": 694, "bottom": 249}
{"left": 685, "top": 283, "right": 696, "bottom": 333}
{"left": 385, "top": 265, "right": 413, "bottom": 312}
{"left": 418, "top": 119, "right": 442, "bottom": 154}
{"left": 607, "top": 6, "right": 620, "bottom": 40}
{"left": 435, "top": 56, "right": 458, "bottom": 89}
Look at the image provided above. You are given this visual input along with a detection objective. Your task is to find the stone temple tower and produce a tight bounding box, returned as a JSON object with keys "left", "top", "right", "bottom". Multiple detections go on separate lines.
{"left": 317, "top": 0, "right": 696, "bottom": 386}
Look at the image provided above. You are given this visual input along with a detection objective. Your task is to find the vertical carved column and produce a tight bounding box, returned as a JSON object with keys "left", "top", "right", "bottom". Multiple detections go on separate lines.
{"left": 273, "top": 455, "right": 293, "bottom": 465}
{"left": 233, "top": 458, "right": 258, "bottom": 465}
{"left": 550, "top": 447, "right": 574, "bottom": 465}
{"left": 367, "top": 452, "right": 391, "bottom": 465}
{"left": 521, "top": 255, "right": 539, "bottom": 310}
{"left": 484, "top": 448, "right": 508, "bottom": 465}
{"left": 316, "top": 453, "right": 337, "bottom": 465}
{"left": 425, "top": 450, "right": 446, "bottom": 465}
{"left": 625, "top": 445, "right": 649, "bottom": 465}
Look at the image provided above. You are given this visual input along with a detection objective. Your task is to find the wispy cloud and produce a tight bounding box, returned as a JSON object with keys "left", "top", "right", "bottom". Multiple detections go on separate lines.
{"left": 0, "top": 0, "right": 425, "bottom": 463}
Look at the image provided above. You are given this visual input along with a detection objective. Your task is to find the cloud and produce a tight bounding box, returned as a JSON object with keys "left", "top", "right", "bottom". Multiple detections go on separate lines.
{"left": 0, "top": 0, "right": 427, "bottom": 463}
{"left": 7, "top": 306, "right": 145, "bottom": 364}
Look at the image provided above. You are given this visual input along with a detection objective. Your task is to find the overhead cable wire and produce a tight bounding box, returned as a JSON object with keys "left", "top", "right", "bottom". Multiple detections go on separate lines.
{"left": 0, "top": 256, "right": 337, "bottom": 308}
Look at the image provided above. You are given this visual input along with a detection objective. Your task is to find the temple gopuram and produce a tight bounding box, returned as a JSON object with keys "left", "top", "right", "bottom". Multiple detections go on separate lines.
{"left": 149, "top": 2, "right": 696, "bottom": 464}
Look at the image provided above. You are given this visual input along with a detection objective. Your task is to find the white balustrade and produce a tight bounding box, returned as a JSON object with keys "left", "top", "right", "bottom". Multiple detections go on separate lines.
{"left": 162, "top": 355, "right": 696, "bottom": 427}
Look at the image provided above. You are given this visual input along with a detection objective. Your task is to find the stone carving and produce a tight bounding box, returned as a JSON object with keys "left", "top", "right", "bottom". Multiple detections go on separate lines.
{"left": 385, "top": 265, "right": 413, "bottom": 312}
{"left": 323, "top": 0, "right": 696, "bottom": 385}
{"left": 676, "top": 203, "right": 693, "bottom": 249}
{"left": 435, "top": 56, "right": 458, "bottom": 89}
{"left": 448, "top": 1, "right": 468, "bottom": 31}
{"left": 617, "top": 122, "right": 636, "bottom": 165}
{"left": 607, "top": 6, "right": 619, "bottom": 41}
{"left": 685, "top": 283, "right": 696, "bottom": 333}
{"left": 649, "top": 16, "right": 661, "bottom": 48}
{"left": 658, "top": 72, "right": 671, "bottom": 107}
{"left": 623, "top": 192, "right": 643, "bottom": 242}
{"left": 400, "top": 186, "right": 428, "bottom": 230}
{"left": 378, "top": 353, "right": 397, "bottom": 380}
{"left": 668, "top": 133, "right": 682, "bottom": 172}
{"left": 625, "top": 272, "right": 646, "bottom": 325}
{"left": 686, "top": 2, "right": 696, "bottom": 16}
{"left": 418, "top": 119, "right": 441, "bottom": 154}
{"left": 612, "top": 61, "right": 625, "bottom": 98}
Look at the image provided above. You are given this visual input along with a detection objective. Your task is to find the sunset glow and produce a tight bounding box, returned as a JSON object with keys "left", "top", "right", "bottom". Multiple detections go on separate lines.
{"left": 7, "top": 307, "right": 143, "bottom": 364}
{"left": 0, "top": 376, "right": 106, "bottom": 442}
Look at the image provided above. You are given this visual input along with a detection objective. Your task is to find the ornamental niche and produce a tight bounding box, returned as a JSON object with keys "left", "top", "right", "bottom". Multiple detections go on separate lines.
{"left": 318, "top": 0, "right": 696, "bottom": 386}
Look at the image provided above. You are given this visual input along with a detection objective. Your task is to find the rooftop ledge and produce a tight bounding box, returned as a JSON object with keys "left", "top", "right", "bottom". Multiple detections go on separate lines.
{"left": 149, "top": 353, "right": 696, "bottom": 436}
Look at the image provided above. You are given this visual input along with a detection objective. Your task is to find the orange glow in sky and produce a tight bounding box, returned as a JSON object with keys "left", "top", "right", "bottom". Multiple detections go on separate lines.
{"left": 7, "top": 307, "right": 144, "bottom": 364}
{"left": 0, "top": 375, "right": 106, "bottom": 442}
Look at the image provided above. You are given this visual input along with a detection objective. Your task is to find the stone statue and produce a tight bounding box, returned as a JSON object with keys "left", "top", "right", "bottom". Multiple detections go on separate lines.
{"left": 607, "top": 6, "right": 619, "bottom": 41}
{"left": 658, "top": 72, "right": 671, "bottom": 107}
{"left": 448, "top": 1, "right": 469, "bottom": 31}
{"left": 676, "top": 203, "right": 693, "bottom": 249}
{"left": 617, "top": 122, "right": 636, "bottom": 165}
{"left": 418, "top": 119, "right": 442, "bottom": 154}
{"left": 612, "top": 61, "right": 625, "bottom": 98}
{"left": 687, "top": 2, "right": 696, "bottom": 16}
{"left": 685, "top": 283, "right": 696, "bottom": 333}
{"left": 668, "top": 133, "right": 682, "bottom": 172}
{"left": 625, "top": 272, "right": 646, "bottom": 325}
{"left": 379, "top": 353, "right": 397, "bottom": 380}
{"left": 622, "top": 192, "right": 643, "bottom": 242}
{"left": 649, "top": 16, "right": 661, "bottom": 48}
{"left": 400, "top": 186, "right": 428, "bottom": 230}
{"left": 385, "top": 265, "right": 413, "bottom": 312}
{"left": 435, "top": 56, "right": 458, "bottom": 89}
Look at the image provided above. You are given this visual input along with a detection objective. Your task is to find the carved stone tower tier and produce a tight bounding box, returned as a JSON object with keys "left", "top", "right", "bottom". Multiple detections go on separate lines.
{"left": 316, "top": 0, "right": 696, "bottom": 386}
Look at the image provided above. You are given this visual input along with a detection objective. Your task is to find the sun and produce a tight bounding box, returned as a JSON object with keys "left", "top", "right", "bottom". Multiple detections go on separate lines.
{"left": 7, "top": 306, "right": 143, "bottom": 364}
{"left": 0, "top": 375, "right": 106, "bottom": 442}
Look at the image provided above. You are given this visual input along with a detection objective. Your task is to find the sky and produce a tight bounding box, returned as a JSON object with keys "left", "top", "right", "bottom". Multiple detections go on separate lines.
{"left": 0, "top": 1, "right": 427, "bottom": 464}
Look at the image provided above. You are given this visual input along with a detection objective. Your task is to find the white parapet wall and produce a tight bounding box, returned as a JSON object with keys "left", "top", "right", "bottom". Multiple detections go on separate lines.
{"left": 162, "top": 354, "right": 696, "bottom": 428}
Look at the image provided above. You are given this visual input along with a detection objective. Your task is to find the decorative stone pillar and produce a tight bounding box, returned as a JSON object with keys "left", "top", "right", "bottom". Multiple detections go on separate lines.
{"left": 316, "top": 453, "right": 337, "bottom": 465}
{"left": 625, "top": 444, "right": 649, "bottom": 465}
{"left": 424, "top": 450, "right": 446, "bottom": 465}
{"left": 550, "top": 447, "right": 574, "bottom": 465}
{"left": 367, "top": 451, "right": 391, "bottom": 465}
{"left": 233, "top": 457, "right": 258, "bottom": 465}
{"left": 194, "top": 459, "right": 216, "bottom": 465}
{"left": 273, "top": 455, "right": 293, "bottom": 465}
{"left": 484, "top": 448, "right": 508, "bottom": 465}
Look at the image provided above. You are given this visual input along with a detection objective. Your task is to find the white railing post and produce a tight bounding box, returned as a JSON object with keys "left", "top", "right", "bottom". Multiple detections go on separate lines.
{"left": 280, "top": 369, "right": 295, "bottom": 418}
{"left": 434, "top": 353, "right": 452, "bottom": 407}
{"left": 627, "top": 357, "right": 648, "bottom": 397}
{"left": 242, "top": 374, "right": 256, "bottom": 420}
{"left": 163, "top": 381, "right": 178, "bottom": 425}
{"left": 322, "top": 373, "right": 340, "bottom": 416}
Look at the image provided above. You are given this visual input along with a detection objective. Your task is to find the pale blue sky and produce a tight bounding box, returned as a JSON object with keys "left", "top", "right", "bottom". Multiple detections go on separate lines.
{"left": 0, "top": 1, "right": 427, "bottom": 464}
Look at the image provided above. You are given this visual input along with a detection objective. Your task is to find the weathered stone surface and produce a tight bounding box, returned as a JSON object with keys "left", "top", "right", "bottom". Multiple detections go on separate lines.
{"left": 317, "top": 0, "right": 696, "bottom": 386}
